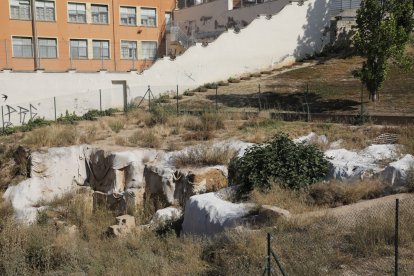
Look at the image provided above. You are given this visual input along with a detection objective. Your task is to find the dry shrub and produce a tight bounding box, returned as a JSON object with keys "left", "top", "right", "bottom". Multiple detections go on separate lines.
{"left": 128, "top": 129, "right": 161, "bottom": 148}
{"left": 22, "top": 125, "right": 79, "bottom": 147}
{"left": 181, "top": 115, "right": 202, "bottom": 131}
{"left": 200, "top": 113, "right": 225, "bottom": 131}
{"left": 183, "top": 130, "right": 214, "bottom": 141}
{"left": 309, "top": 179, "right": 387, "bottom": 207}
{"left": 399, "top": 125, "right": 414, "bottom": 155}
{"left": 172, "top": 145, "right": 236, "bottom": 168}
{"left": 114, "top": 136, "right": 128, "bottom": 146}
{"left": 126, "top": 109, "right": 152, "bottom": 127}
{"left": 106, "top": 117, "right": 126, "bottom": 133}
{"left": 79, "top": 125, "right": 97, "bottom": 144}
{"left": 250, "top": 184, "right": 318, "bottom": 214}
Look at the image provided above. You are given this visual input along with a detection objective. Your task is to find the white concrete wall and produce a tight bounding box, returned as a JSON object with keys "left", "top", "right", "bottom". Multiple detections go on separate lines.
{"left": 0, "top": 0, "right": 330, "bottom": 126}
{"left": 173, "top": 0, "right": 291, "bottom": 41}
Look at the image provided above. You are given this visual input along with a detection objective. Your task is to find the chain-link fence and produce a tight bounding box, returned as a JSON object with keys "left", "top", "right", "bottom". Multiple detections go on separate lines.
{"left": 264, "top": 195, "right": 414, "bottom": 275}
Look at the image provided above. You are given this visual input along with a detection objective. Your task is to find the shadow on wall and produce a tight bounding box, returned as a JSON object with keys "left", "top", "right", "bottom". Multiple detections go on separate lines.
{"left": 294, "top": 0, "right": 331, "bottom": 58}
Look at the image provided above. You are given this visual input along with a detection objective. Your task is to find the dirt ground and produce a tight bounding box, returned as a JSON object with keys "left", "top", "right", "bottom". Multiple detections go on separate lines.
{"left": 176, "top": 55, "right": 414, "bottom": 116}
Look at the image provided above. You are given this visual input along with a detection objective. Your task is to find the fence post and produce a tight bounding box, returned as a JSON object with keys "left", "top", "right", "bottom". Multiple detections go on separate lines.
{"left": 99, "top": 89, "right": 102, "bottom": 112}
{"left": 215, "top": 86, "right": 218, "bottom": 112}
{"left": 176, "top": 85, "right": 179, "bottom": 115}
{"left": 258, "top": 84, "right": 262, "bottom": 112}
{"left": 1, "top": 106, "right": 4, "bottom": 133}
{"left": 54, "top": 97, "right": 57, "bottom": 121}
{"left": 395, "top": 198, "right": 399, "bottom": 276}
{"left": 267, "top": 233, "right": 271, "bottom": 276}
{"left": 148, "top": 85, "right": 151, "bottom": 111}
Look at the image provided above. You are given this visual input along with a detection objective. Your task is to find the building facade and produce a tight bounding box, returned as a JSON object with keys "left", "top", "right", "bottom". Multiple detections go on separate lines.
{"left": 0, "top": 0, "right": 175, "bottom": 72}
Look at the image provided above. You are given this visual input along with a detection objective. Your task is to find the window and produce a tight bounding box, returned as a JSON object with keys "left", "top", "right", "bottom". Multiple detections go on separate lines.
{"left": 92, "top": 5, "right": 108, "bottom": 24}
{"left": 68, "top": 3, "right": 86, "bottom": 23}
{"left": 141, "top": 8, "right": 156, "bottom": 27}
{"left": 12, "top": 37, "right": 33, "bottom": 58}
{"left": 165, "top": 12, "right": 172, "bottom": 31}
{"left": 93, "top": 40, "right": 110, "bottom": 59}
{"left": 70, "top": 39, "right": 88, "bottom": 59}
{"left": 36, "top": 0, "right": 55, "bottom": 21}
{"left": 120, "top": 7, "right": 136, "bottom": 26}
{"left": 10, "top": 0, "right": 31, "bottom": 20}
{"left": 38, "top": 38, "right": 57, "bottom": 58}
{"left": 141, "top": 41, "right": 157, "bottom": 60}
{"left": 121, "top": 41, "right": 137, "bottom": 59}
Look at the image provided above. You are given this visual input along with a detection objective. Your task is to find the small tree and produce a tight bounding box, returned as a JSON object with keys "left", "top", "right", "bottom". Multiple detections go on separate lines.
{"left": 228, "top": 134, "right": 330, "bottom": 197}
{"left": 353, "top": 0, "right": 413, "bottom": 101}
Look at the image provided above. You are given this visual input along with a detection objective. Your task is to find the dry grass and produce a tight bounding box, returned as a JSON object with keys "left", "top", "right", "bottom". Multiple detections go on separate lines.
{"left": 250, "top": 185, "right": 319, "bottom": 214}
{"left": 172, "top": 144, "right": 236, "bottom": 168}
{"left": 106, "top": 117, "right": 126, "bottom": 133}
{"left": 22, "top": 125, "right": 80, "bottom": 147}
{"left": 308, "top": 179, "right": 387, "bottom": 207}
{"left": 127, "top": 129, "right": 162, "bottom": 149}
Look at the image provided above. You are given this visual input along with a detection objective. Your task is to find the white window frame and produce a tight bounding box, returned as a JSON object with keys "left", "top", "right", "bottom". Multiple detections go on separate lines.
{"left": 12, "top": 36, "right": 33, "bottom": 58}
{"left": 120, "top": 40, "right": 137, "bottom": 60}
{"left": 141, "top": 41, "right": 158, "bottom": 60}
{"left": 92, "top": 40, "right": 110, "bottom": 59}
{"left": 68, "top": 2, "right": 86, "bottom": 23}
{"left": 120, "top": 6, "right": 136, "bottom": 26}
{"left": 140, "top": 7, "right": 157, "bottom": 27}
{"left": 38, "top": 37, "right": 58, "bottom": 58}
{"left": 35, "top": 0, "right": 56, "bottom": 22}
{"left": 10, "top": 0, "right": 31, "bottom": 20}
{"left": 70, "top": 39, "right": 88, "bottom": 59}
{"left": 91, "top": 4, "right": 109, "bottom": 24}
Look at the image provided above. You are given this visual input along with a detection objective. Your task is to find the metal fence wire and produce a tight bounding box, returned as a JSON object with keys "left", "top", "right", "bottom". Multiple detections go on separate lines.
{"left": 265, "top": 196, "right": 414, "bottom": 275}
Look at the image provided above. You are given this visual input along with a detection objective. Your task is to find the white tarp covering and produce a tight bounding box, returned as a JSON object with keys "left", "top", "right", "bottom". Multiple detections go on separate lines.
{"left": 181, "top": 192, "right": 254, "bottom": 235}
{"left": 325, "top": 144, "right": 401, "bottom": 180}
{"left": 380, "top": 154, "right": 414, "bottom": 186}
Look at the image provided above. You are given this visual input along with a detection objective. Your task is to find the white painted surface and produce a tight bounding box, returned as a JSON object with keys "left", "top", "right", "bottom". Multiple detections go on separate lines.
{"left": 174, "top": 0, "right": 291, "bottom": 41}
{"left": 0, "top": 0, "right": 330, "bottom": 126}
{"left": 181, "top": 192, "right": 254, "bottom": 235}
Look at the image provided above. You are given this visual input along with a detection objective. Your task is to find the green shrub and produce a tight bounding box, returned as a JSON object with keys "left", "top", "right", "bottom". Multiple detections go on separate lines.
{"left": 183, "top": 90, "right": 195, "bottom": 96}
{"left": 204, "top": 83, "right": 218, "bottom": 89}
{"left": 229, "top": 133, "right": 330, "bottom": 196}
{"left": 57, "top": 111, "right": 82, "bottom": 125}
{"left": 228, "top": 77, "right": 240, "bottom": 83}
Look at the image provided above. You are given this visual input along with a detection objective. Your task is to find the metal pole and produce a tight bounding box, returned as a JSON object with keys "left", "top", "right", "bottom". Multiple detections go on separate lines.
{"left": 258, "top": 84, "right": 262, "bottom": 112}
{"left": 395, "top": 198, "right": 399, "bottom": 276}
{"left": 215, "top": 86, "right": 218, "bottom": 111}
{"left": 148, "top": 85, "right": 151, "bottom": 111}
{"left": 176, "top": 85, "right": 179, "bottom": 115}
{"left": 267, "top": 233, "right": 271, "bottom": 276}
{"left": 1, "top": 106, "right": 4, "bottom": 132}
{"left": 54, "top": 97, "right": 57, "bottom": 121}
{"left": 99, "top": 89, "right": 102, "bottom": 112}
{"left": 5, "top": 40, "right": 9, "bottom": 67}
{"left": 270, "top": 250, "right": 288, "bottom": 276}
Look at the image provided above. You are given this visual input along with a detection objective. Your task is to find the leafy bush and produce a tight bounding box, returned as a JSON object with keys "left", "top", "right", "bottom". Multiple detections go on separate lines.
{"left": 229, "top": 133, "right": 330, "bottom": 196}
